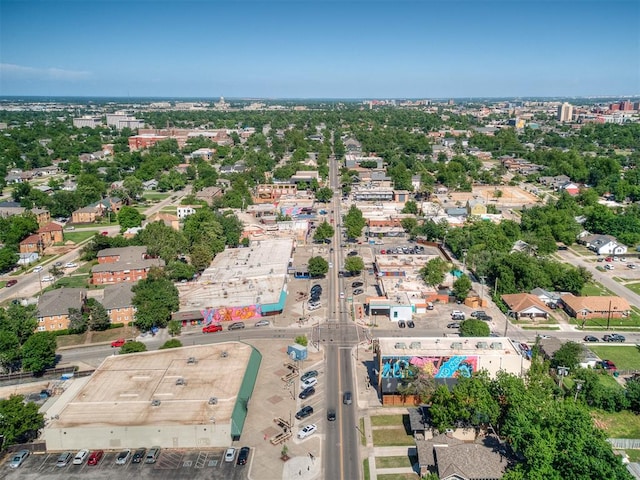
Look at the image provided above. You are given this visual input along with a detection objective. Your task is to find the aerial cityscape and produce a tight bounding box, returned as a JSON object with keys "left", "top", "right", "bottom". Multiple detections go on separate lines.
{"left": 0, "top": 1, "right": 639, "bottom": 480}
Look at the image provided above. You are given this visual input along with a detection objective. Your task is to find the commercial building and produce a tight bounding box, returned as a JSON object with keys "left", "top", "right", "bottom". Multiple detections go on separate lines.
{"left": 73, "top": 116, "right": 102, "bottom": 128}
{"left": 375, "top": 337, "right": 528, "bottom": 405}
{"left": 557, "top": 102, "right": 573, "bottom": 122}
{"left": 43, "top": 342, "right": 261, "bottom": 450}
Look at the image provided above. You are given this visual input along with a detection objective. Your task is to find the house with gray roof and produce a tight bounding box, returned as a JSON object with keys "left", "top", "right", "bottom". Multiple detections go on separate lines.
{"left": 37, "top": 288, "right": 86, "bottom": 332}
{"left": 99, "top": 283, "right": 137, "bottom": 325}
{"left": 579, "top": 233, "right": 627, "bottom": 255}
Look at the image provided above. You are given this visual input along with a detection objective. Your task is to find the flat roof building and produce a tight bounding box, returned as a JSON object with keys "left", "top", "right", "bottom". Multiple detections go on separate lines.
{"left": 43, "top": 342, "right": 261, "bottom": 450}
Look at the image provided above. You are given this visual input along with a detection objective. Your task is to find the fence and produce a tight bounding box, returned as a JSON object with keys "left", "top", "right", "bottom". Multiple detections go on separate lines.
{"left": 0, "top": 366, "right": 94, "bottom": 388}
{"left": 608, "top": 438, "right": 640, "bottom": 449}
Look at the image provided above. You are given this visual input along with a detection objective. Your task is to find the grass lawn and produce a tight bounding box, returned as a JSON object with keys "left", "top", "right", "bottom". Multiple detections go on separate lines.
{"left": 43, "top": 275, "right": 91, "bottom": 290}
{"left": 592, "top": 410, "right": 640, "bottom": 438}
{"left": 626, "top": 283, "right": 640, "bottom": 296}
{"left": 626, "top": 450, "right": 640, "bottom": 462}
{"left": 64, "top": 231, "right": 98, "bottom": 244}
{"left": 143, "top": 192, "right": 171, "bottom": 201}
{"left": 360, "top": 418, "right": 366, "bottom": 446}
{"left": 588, "top": 345, "right": 640, "bottom": 370}
{"left": 372, "top": 428, "right": 414, "bottom": 447}
{"left": 581, "top": 282, "right": 614, "bottom": 296}
{"left": 375, "top": 456, "right": 413, "bottom": 469}
{"left": 598, "top": 372, "right": 624, "bottom": 389}
{"left": 570, "top": 315, "right": 640, "bottom": 328}
{"left": 55, "top": 325, "right": 134, "bottom": 348}
{"left": 363, "top": 459, "right": 370, "bottom": 480}
{"left": 377, "top": 474, "right": 418, "bottom": 480}
{"left": 371, "top": 414, "right": 405, "bottom": 427}
{"left": 74, "top": 261, "right": 97, "bottom": 275}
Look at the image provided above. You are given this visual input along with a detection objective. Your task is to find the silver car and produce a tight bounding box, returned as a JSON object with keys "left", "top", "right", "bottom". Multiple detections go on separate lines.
{"left": 9, "top": 450, "right": 29, "bottom": 468}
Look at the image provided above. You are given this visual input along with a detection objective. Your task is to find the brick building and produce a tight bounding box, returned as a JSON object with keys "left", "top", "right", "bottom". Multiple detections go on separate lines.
{"left": 36, "top": 288, "right": 86, "bottom": 332}
{"left": 100, "top": 283, "right": 137, "bottom": 325}
{"left": 38, "top": 222, "right": 64, "bottom": 246}
{"left": 92, "top": 246, "right": 164, "bottom": 285}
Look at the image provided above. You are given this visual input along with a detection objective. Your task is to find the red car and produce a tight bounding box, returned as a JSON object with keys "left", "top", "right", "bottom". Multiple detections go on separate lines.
{"left": 5, "top": 279, "right": 17, "bottom": 287}
{"left": 111, "top": 338, "right": 125, "bottom": 347}
{"left": 87, "top": 450, "right": 104, "bottom": 466}
{"left": 202, "top": 324, "right": 223, "bottom": 333}
{"left": 101, "top": 231, "right": 109, "bottom": 236}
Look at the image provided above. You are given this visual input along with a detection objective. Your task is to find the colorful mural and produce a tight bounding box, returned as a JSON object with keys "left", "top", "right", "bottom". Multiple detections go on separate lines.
{"left": 379, "top": 355, "right": 478, "bottom": 392}
{"left": 201, "top": 305, "right": 262, "bottom": 324}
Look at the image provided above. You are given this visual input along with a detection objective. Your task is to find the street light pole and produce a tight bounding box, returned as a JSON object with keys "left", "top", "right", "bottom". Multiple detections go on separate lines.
{"left": 606, "top": 299, "right": 612, "bottom": 331}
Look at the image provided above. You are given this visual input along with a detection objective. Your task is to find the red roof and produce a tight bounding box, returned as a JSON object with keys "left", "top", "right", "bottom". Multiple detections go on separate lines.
{"left": 20, "top": 234, "right": 42, "bottom": 245}
{"left": 37, "top": 222, "right": 63, "bottom": 233}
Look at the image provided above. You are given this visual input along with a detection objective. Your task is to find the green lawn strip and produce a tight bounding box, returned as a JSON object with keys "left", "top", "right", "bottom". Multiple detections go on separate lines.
{"left": 521, "top": 326, "right": 561, "bottom": 330}
{"left": 581, "top": 282, "right": 615, "bottom": 296}
{"left": 592, "top": 410, "right": 640, "bottom": 439}
{"left": 55, "top": 325, "right": 134, "bottom": 348}
{"left": 626, "top": 450, "right": 640, "bottom": 462}
{"left": 143, "top": 192, "right": 170, "bottom": 200}
{"left": 377, "top": 474, "right": 418, "bottom": 480}
{"left": 74, "top": 261, "right": 97, "bottom": 274}
{"left": 597, "top": 372, "right": 624, "bottom": 389}
{"left": 64, "top": 231, "right": 98, "bottom": 243}
{"left": 626, "top": 283, "right": 640, "bottom": 295}
{"left": 371, "top": 414, "right": 405, "bottom": 427}
{"left": 363, "top": 459, "right": 370, "bottom": 480}
{"left": 43, "top": 275, "right": 90, "bottom": 290}
{"left": 570, "top": 315, "right": 640, "bottom": 328}
{"left": 372, "top": 428, "right": 414, "bottom": 447}
{"left": 588, "top": 345, "right": 640, "bottom": 370}
{"left": 360, "top": 417, "right": 366, "bottom": 445}
{"left": 375, "top": 456, "right": 413, "bottom": 469}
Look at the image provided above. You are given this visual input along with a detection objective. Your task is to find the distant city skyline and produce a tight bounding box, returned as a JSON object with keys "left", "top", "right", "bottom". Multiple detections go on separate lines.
{"left": 1, "top": 0, "right": 638, "bottom": 98}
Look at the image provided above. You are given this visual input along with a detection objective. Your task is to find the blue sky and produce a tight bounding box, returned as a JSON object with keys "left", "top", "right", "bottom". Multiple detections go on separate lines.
{"left": 1, "top": 0, "right": 638, "bottom": 98}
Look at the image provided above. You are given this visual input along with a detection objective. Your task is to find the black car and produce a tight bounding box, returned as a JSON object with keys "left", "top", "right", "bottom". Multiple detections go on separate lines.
{"left": 447, "top": 322, "right": 460, "bottom": 328}
{"left": 299, "top": 387, "right": 316, "bottom": 399}
{"left": 477, "top": 314, "right": 493, "bottom": 321}
{"left": 237, "top": 447, "right": 250, "bottom": 466}
{"left": 347, "top": 251, "right": 358, "bottom": 256}
{"left": 603, "top": 334, "right": 625, "bottom": 342}
{"left": 398, "top": 320, "right": 406, "bottom": 328}
{"left": 310, "top": 293, "right": 321, "bottom": 303}
{"left": 583, "top": 335, "right": 599, "bottom": 342}
{"left": 310, "top": 284, "right": 322, "bottom": 295}
{"left": 353, "top": 288, "right": 364, "bottom": 295}
{"left": 131, "top": 448, "right": 146, "bottom": 464}
{"left": 295, "top": 405, "right": 314, "bottom": 419}
{"left": 407, "top": 320, "right": 415, "bottom": 328}
{"left": 352, "top": 281, "right": 364, "bottom": 288}
{"left": 327, "top": 408, "right": 336, "bottom": 421}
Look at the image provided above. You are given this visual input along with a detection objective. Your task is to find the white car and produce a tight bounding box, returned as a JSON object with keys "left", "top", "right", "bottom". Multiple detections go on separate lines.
{"left": 115, "top": 449, "right": 131, "bottom": 465}
{"left": 42, "top": 275, "right": 55, "bottom": 282}
{"left": 339, "top": 292, "right": 345, "bottom": 299}
{"left": 301, "top": 377, "right": 318, "bottom": 389}
{"left": 224, "top": 447, "right": 236, "bottom": 462}
{"left": 297, "top": 424, "right": 318, "bottom": 439}
{"left": 254, "top": 320, "right": 270, "bottom": 327}
{"left": 64, "top": 262, "right": 78, "bottom": 269}
{"left": 73, "top": 449, "right": 89, "bottom": 465}
{"left": 9, "top": 450, "right": 29, "bottom": 468}
{"left": 451, "top": 310, "right": 464, "bottom": 317}
{"left": 33, "top": 266, "right": 43, "bottom": 273}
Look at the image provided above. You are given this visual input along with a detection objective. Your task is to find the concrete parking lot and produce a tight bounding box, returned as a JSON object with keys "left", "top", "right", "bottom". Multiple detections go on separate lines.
{"left": 3, "top": 448, "right": 249, "bottom": 480}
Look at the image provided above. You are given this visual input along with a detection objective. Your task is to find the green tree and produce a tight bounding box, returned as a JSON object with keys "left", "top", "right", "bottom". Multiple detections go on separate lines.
{"left": 123, "top": 176, "right": 143, "bottom": 201}
{"left": 419, "top": 258, "right": 448, "bottom": 288}
{"left": 0, "top": 304, "right": 38, "bottom": 344}
{"left": 308, "top": 256, "right": 329, "bottom": 277}
{"left": 0, "top": 247, "right": 18, "bottom": 273}
{"left": 313, "top": 221, "right": 335, "bottom": 243}
{"left": 0, "top": 330, "right": 20, "bottom": 373}
{"left": 459, "top": 319, "right": 490, "bottom": 337}
{"left": 396, "top": 365, "right": 436, "bottom": 404}
{"left": 402, "top": 200, "right": 418, "bottom": 214}
{"left": 67, "top": 307, "right": 87, "bottom": 334}
{"left": 551, "top": 341, "right": 583, "bottom": 370}
{"left": 0, "top": 395, "right": 45, "bottom": 445}
{"left": 452, "top": 274, "right": 472, "bottom": 301}
{"left": 400, "top": 217, "right": 418, "bottom": 234}
{"left": 21, "top": 332, "right": 57, "bottom": 373}
{"left": 167, "top": 260, "right": 196, "bottom": 281}
{"left": 117, "top": 205, "right": 143, "bottom": 232}
{"left": 132, "top": 268, "right": 180, "bottom": 331}
{"left": 627, "top": 378, "right": 640, "bottom": 414}
{"left": 159, "top": 338, "right": 183, "bottom": 349}
{"left": 315, "top": 187, "right": 333, "bottom": 202}
{"left": 294, "top": 335, "right": 308, "bottom": 346}
{"left": 87, "top": 298, "right": 111, "bottom": 331}
{"left": 120, "top": 341, "right": 147, "bottom": 354}
{"left": 190, "top": 242, "right": 214, "bottom": 271}
{"left": 343, "top": 205, "right": 366, "bottom": 240}
{"left": 168, "top": 319, "right": 182, "bottom": 337}
{"left": 344, "top": 256, "right": 364, "bottom": 274}
{"left": 136, "top": 221, "right": 187, "bottom": 262}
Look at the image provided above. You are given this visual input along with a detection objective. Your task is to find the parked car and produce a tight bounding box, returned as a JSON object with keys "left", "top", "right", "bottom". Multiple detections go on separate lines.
{"left": 347, "top": 251, "right": 358, "bottom": 256}
{"left": 310, "top": 284, "right": 322, "bottom": 294}
{"left": 398, "top": 320, "right": 406, "bottom": 328}
{"left": 601, "top": 359, "right": 617, "bottom": 371}
{"left": 33, "top": 266, "right": 43, "bottom": 273}
{"left": 5, "top": 279, "right": 17, "bottom": 287}
{"left": 295, "top": 405, "right": 314, "bottom": 420}
{"left": 64, "top": 262, "right": 78, "bottom": 269}
{"left": 224, "top": 447, "right": 236, "bottom": 463}
{"left": 307, "top": 303, "right": 321, "bottom": 311}
{"left": 301, "top": 377, "right": 318, "bottom": 389}
{"left": 301, "top": 370, "right": 318, "bottom": 382}
{"left": 583, "top": 335, "right": 599, "bottom": 342}
{"left": 451, "top": 313, "right": 465, "bottom": 321}
{"left": 131, "top": 448, "right": 146, "bottom": 464}
{"left": 101, "top": 231, "right": 109, "bottom": 236}
{"left": 42, "top": 275, "right": 54, "bottom": 282}
{"left": 352, "top": 281, "right": 363, "bottom": 288}
{"left": 353, "top": 288, "right": 364, "bottom": 295}
{"left": 56, "top": 451, "right": 73, "bottom": 467}
{"left": 9, "top": 450, "right": 29, "bottom": 468}
{"left": 202, "top": 324, "right": 223, "bottom": 333}
{"left": 427, "top": 302, "right": 434, "bottom": 310}
{"left": 111, "top": 338, "right": 125, "bottom": 347}
{"left": 605, "top": 264, "right": 614, "bottom": 270}
{"left": 470, "top": 310, "right": 486, "bottom": 318}
{"left": 603, "top": 334, "right": 625, "bottom": 342}
{"left": 476, "top": 314, "right": 493, "bottom": 321}
{"left": 254, "top": 320, "right": 270, "bottom": 327}
{"left": 237, "top": 446, "right": 250, "bottom": 466}
{"left": 451, "top": 310, "right": 465, "bottom": 318}
{"left": 73, "top": 449, "right": 89, "bottom": 465}
{"left": 87, "top": 450, "right": 104, "bottom": 466}
{"left": 407, "top": 320, "right": 415, "bottom": 328}
{"left": 228, "top": 322, "right": 245, "bottom": 330}
{"left": 115, "top": 449, "right": 131, "bottom": 465}
{"left": 447, "top": 322, "right": 460, "bottom": 328}
{"left": 145, "top": 447, "right": 160, "bottom": 464}
{"left": 327, "top": 408, "right": 336, "bottom": 421}
{"left": 297, "top": 424, "right": 318, "bottom": 439}
{"left": 299, "top": 387, "right": 316, "bottom": 399}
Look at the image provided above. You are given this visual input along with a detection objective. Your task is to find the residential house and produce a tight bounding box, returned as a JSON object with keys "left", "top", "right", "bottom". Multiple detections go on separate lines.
{"left": 142, "top": 179, "right": 158, "bottom": 190}
{"left": 194, "top": 186, "right": 223, "bottom": 206}
{"left": 560, "top": 294, "right": 630, "bottom": 321}
{"left": 36, "top": 288, "right": 86, "bottom": 332}
{"left": 466, "top": 198, "right": 487, "bottom": 216}
{"left": 38, "top": 222, "right": 64, "bottom": 246}
{"left": 537, "top": 337, "right": 564, "bottom": 360}
{"left": 100, "top": 283, "right": 136, "bottom": 325}
{"left": 92, "top": 246, "right": 164, "bottom": 285}
{"left": 0, "top": 202, "right": 25, "bottom": 218}
{"left": 72, "top": 205, "right": 100, "bottom": 224}
{"left": 530, "top": 287, "right": 562, "bottom": 307}
{"left": 501, "top": 293, "right": 553, "bottom": 320}
{"left": 190, "top": 148, "right": 215, "bottom": 161}
{"left": 19, "top": 234, "right": 44, "bottom": 254}
{"left": 177, "top": 205, "right": 199, "bottom": 219}
{"left": 144, "top": 212, "right": 180, "bottom": 231}
{"left": 122, "top": 227, "right": 143, "bottom": 239}
{"left": 539, "top": 175, "right": 571, "bottom": 190}
{"left": 580, "top": 233, "right": 627, "bottom": 255}
{"left": 290, "top": 171, "right": 320, "bottom": 184}
{"left": 4, "top": 172, "right": 24, "bottom": 184}
{"left": 560, "top": 182, "right": 580, "bottom": 196}
{"left": 31, "top": 208, "right": 51, "bottom": 226}
{"left": 17, "top": 252, "right": 39, "bottom": 265}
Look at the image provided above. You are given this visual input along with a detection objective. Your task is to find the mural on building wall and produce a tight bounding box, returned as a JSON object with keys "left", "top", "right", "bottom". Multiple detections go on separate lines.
{"left": 379, "top": 355, "right": 478, "bottom": 392}
{"left": 201, "top": 305, "right": 262, "bottom": 324}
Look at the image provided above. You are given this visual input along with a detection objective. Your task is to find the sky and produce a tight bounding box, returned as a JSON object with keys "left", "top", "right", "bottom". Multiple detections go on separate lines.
{"left": 0, "top": 0, "right": 639, "bottom": 98}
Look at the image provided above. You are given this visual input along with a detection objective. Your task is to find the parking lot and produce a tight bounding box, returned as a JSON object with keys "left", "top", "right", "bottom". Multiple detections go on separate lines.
{"left": 3, "top": 448, "right": 250, "bottom": 480}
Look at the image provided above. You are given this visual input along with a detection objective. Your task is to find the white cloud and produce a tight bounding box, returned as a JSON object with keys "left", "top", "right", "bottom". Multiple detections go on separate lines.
{"left": 0, "top": 63, "right": 91, "bottom": 80}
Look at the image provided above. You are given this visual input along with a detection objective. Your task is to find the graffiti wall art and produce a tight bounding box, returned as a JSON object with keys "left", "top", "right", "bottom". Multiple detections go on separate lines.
{"left": 379, "top": 355, "right": 478, "bottom": 391}
{"left": 201, "top": 305, "right": 262, "bottom": 324}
